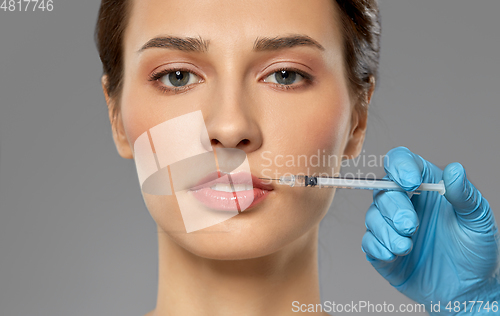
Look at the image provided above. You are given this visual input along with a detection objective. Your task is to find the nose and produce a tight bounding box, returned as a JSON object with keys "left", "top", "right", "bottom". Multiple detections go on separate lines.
{"left": 204, "top": 81, "right": 263, "bottom": 153}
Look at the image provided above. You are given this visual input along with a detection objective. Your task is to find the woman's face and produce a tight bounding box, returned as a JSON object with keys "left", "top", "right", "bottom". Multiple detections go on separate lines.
{"left": 111, "top": 0, "right": 367, "bottom": 259}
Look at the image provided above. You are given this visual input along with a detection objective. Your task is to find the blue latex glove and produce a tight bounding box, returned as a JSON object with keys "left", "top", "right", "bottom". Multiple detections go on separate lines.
{"left": 362, "top": 147, "right": 500, "bottom": 315}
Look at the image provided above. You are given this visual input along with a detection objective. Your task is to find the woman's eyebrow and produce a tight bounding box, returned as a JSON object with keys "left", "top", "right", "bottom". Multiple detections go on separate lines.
{"left": 254, "top": 35, "right": 325, "bottom": 52}
{"left": 137, "top": 34, "right": 325, "bottom": 53}
{"left": 138, "top": 35, "right": 210, "bottom": 53}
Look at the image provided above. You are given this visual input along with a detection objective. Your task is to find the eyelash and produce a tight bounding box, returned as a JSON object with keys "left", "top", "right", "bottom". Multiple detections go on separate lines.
{"left": 147, "top": 66, "right": 314, "bottom": 94}
{"left": 148, "top": 67, "right": 198, "bottom": 94}
{"left": 267, "top": 67, "right": 314, "bottom": 91}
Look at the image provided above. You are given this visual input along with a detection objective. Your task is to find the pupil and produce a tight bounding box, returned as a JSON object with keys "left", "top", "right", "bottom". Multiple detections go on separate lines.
{"left": 169, "top": 70, "right": 189, "bottom": 87}
{"left": 275, "top": 70, "right": 296, "bottom": 85}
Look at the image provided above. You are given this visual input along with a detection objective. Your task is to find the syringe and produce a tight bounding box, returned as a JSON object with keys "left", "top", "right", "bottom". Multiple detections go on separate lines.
{"left": 260, "top": 175, "right": 446, "bottom": 195}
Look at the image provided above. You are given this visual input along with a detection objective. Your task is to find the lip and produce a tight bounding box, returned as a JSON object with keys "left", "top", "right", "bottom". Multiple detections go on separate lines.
{"left": 189, "top": 171, "right": 274, "bottom": 212}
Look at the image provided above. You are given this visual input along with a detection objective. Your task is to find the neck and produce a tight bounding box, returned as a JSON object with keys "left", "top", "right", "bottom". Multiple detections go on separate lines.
{"left": 152, "top": 225, "right": 323, "bottom": 316}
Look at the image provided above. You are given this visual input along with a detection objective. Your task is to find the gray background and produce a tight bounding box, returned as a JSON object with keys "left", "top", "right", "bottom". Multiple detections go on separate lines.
{"left": 0, "top": 1, "right": 499, "bottom": 315}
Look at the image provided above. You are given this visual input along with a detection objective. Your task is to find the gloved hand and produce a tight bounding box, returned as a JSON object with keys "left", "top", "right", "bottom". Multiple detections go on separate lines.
{"left": 362, "top": 147, "right": 500, "bottom": 315}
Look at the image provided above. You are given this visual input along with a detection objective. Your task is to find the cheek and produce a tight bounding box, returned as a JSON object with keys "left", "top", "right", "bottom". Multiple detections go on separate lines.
{"left": 142, "top": 193, "right": 185, "bottom": 233}
{"left": 119, "top": 69, "right": 181, "bottom": 146}
{"left": 307, "top": 102, "right": 350, "bottom": 154}
{"left": 120, "top": 84, "right": 159, "bottom": 145}
{"left": 311, "top": 85, "right": 351, "bottom": 153}
{"left": 118, "top": 82, "right": 188, "bottom": 234}
{"left": 270, "top": 84, "right": 352, "bottom": 160}
{"left": 257, "top": 84, "right": 351, "bottom": 222}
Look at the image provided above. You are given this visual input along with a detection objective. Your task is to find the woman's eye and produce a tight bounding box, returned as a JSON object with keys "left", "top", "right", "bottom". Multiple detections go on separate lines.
{"left": 160, "top": 70, "right": 201, "bottom": 88}
{"left": 263, "top": 69, "right": 305, "bottom": 86}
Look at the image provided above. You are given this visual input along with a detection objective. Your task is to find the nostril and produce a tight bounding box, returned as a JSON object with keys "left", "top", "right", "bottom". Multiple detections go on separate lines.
{"left": 211, "top": 139, "right": 221, "bottom": 146}
{"left": 210, "top": 138, "right": 250, "bottom": 148}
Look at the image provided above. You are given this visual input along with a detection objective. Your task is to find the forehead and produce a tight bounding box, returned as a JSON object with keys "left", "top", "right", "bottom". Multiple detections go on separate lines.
{"left": 124, "top": 0, "right": 342, "bottom": 55}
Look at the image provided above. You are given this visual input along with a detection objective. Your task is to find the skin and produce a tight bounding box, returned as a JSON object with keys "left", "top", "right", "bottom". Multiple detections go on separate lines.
{"left": 102, "top": 0, "right": 374, "bottom": 315}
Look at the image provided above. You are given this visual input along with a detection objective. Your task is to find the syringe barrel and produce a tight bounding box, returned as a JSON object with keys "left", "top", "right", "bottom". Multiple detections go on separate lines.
{"left": 279, "top": 175, "right": 310, "bottom": 187}
{"left": 278, "top": 175, "right": 445, "bottom": 195}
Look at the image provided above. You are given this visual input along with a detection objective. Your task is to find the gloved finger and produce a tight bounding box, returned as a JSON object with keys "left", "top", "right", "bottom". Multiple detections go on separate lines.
{"left": 372, "top": 174, "right": 417, "bottom": 200}
{"left": 443, "top": 162, "right": 495, "bottom": 233}
{"left": 384, "top": 147, "right": 443, "bottom": 192}
{"left": 362, "top": 230, "right": 396, "bottom": 262}
{"left": 374, "top": 190, "right": 419, "bottom": 236}
{"left": 365, "top": 204, "right": 414, "bottom": 256}
{"left": 372, "top": 174, "right": 391, "bottom": 199}
{"left": 384, "top": 147, "right": 424, "bottom": 191}
{"left": 364, "top": 253, "right": 393, "bottom": 272}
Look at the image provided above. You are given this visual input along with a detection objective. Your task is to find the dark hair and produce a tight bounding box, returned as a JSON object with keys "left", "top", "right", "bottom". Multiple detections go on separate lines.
{"left": 333, "top": 0, "right": 380, "bottom": 110}
{"left": 95, "top": 0, "right": 130, "bottom": 122}
{"left": 95, "top": 0, "right": 380, "bottom": 122}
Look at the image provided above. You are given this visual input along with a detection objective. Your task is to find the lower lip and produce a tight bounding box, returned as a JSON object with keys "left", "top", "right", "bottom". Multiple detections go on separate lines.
{"left": 189, "top": 187, "right": 271, "bottom": 212}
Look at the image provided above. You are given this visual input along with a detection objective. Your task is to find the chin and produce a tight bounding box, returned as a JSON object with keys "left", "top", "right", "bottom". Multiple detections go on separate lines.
{"left": 164, "top": 214, "right": 318, "bottom": 261}
{"left": 147, "top": 186, "right": 333, "bottom": 260}
{"left": 182, "top": 239, "right": 279, "bottom": 261}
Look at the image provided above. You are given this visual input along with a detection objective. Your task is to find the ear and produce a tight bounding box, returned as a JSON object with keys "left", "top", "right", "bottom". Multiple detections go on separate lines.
{"left": 101, "top": 75, "right": 134, "bottom": 159}
{"left": 343, "top": 76, "right": 375, "bottom": 159}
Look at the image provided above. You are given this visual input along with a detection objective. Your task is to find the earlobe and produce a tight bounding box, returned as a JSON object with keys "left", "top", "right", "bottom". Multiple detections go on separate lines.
{"left": 101, "top": 75, "right": 133, "bottom": 159}
{"left": 343, "top": 76, "right": 375, "bottom": 159}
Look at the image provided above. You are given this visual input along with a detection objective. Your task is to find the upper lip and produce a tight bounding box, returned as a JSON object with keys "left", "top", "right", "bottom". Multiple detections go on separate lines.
{"left": 189, "top": 171, "right": 274, "bottom": 191}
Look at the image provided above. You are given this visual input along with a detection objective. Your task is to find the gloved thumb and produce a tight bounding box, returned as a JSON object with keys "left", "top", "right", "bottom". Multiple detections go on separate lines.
{"left": 443, "top": 162, "right": 495, "bottom": 233}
